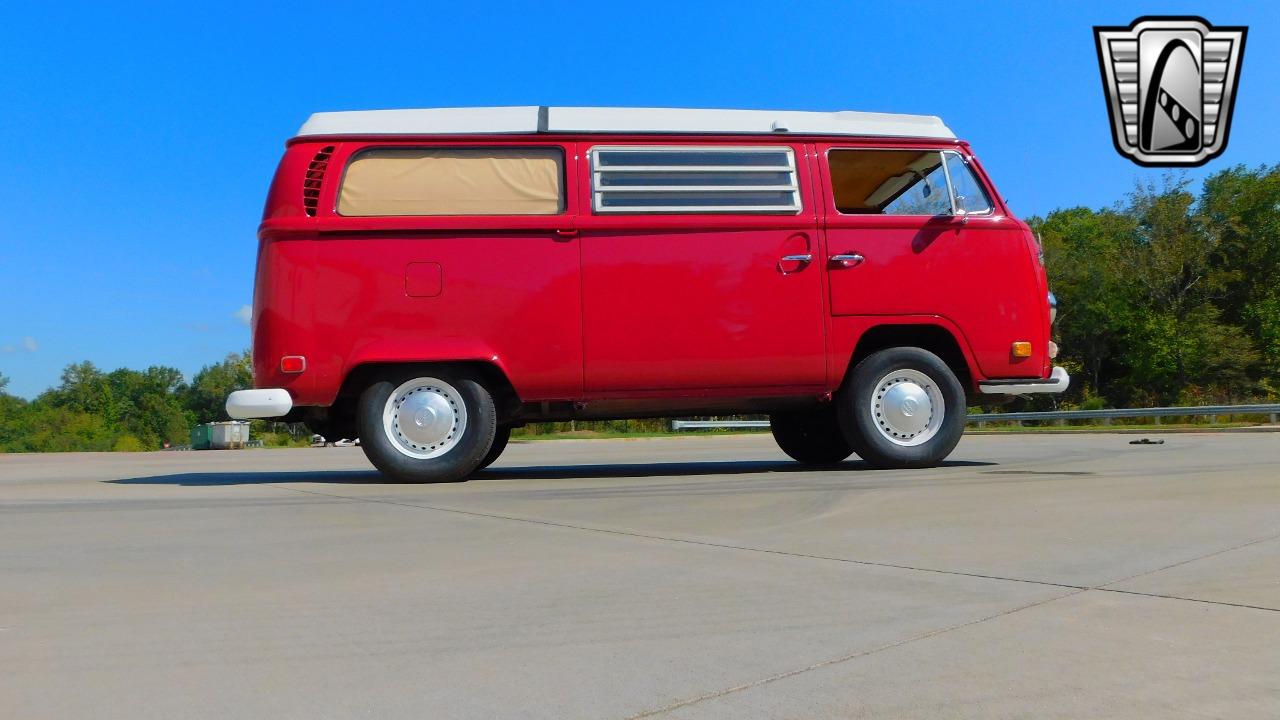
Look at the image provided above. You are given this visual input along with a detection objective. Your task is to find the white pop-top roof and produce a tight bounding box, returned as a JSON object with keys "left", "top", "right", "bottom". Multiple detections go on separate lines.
{"left": 296, "top": 106, "right": 956, "bottom": 140}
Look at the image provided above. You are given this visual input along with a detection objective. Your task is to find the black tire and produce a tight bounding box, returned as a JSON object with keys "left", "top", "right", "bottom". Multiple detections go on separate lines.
{"left": 838, "top": 347, "right": 966, "bottom": 469}
{"left": 770, "top": 407, "right": 854, "bottom": 464}
{"left": 356, "top": 370, "right": 497, "bottom": 483}
{"left": 477, "top": 425, "right": 512, "bottom": 470}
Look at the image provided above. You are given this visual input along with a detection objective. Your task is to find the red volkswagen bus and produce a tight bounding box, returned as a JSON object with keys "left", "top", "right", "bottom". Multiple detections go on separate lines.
{"left": 227, "top": 107, "right": 1067, "bottom": 482}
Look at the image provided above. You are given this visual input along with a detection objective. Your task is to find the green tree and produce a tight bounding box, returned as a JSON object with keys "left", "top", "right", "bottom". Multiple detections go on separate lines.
{"left": 1200, "top": 164, "right": 1280, "bottom": 390}
{"left": 1032, "top": 172, "right": 1266, "bottom": 406}
{"left": 44, "top": 361, "right": 116, "bottom": 420}
{"left": 38, "top": 363, "right": 193, "bottom": 448}
{"left": 1033, "top": 205, "right": 1135, "bottom": 397}
{"left": 0, "top": 375, "right": 29, "bottom": 450}
{"left": 183, "top": 351, "right": 253, "bottom": 423}
{"left": 1120, "top": 177, "right": 1260, "bottom": 400}
{"left": 5, "top": 404, "right": 117, "bottom": 453}
{"left": 104, "top": 366, "right": 192, "bottom": 447}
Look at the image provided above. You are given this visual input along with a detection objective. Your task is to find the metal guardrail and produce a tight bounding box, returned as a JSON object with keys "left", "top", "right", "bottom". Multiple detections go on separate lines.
{"left": 672, "top": 404, "right": 1280, "bottom": 430}
{"left": 671, "top": 420, "right": 771, "bottom": 430}
{"left": 967, "top": 403, "right": 1280, "bottom": 425}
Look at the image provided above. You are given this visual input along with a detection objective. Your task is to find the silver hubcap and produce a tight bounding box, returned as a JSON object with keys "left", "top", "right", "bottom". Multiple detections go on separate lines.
{"left": 870, "top": 368, "right": 944, "bottom": 447}
{"left": 382, "top": 377, "right": 467, "bottom": 459}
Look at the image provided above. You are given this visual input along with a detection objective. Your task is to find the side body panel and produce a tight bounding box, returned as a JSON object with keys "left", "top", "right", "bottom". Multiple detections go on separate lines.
{"left": 575, "top": 140, "right": 827, "bottom": 392}
{"left": 306, "top": 230, "right": 583, "bottom": 402}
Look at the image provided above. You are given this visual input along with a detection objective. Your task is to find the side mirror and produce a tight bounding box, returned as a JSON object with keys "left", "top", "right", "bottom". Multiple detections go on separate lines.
{"left": 950, "top": 196, "right": 969, "bottom": 223}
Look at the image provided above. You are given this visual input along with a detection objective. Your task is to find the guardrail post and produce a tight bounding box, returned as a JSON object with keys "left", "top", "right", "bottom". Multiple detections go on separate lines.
{"left": 1102, "top": 417, "right": 1112, "bottom": 426}
{"left": 1271, "top": 413, "right": 1278, "bottom": 425}
{"left": 1153, "top": 416, "right": 1160, "bottom": 426}
{"left": 1209, "top": 414, "right": 1217, "bottom": 425}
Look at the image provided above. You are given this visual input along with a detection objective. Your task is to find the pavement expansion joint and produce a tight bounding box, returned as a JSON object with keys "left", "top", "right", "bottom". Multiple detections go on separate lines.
{"left": 263, "top": 483, "right": 1280, "bottom": 613}
{"left": 624, "top": 589, "right": 1090, "bottom": 719}
{"left": 1095, "top": 532, "right": 1280, "bottom": 590}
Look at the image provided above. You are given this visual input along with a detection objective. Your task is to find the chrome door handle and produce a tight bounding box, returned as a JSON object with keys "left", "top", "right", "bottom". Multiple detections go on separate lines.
{"left": 780, "top": 254, "right": 813, "bottom": 263}
{"left": 829, "top": 253, "right": 865, "bottom": 268}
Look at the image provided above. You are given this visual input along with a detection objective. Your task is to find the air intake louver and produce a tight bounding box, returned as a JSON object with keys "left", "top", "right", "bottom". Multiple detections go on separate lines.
{"left": 303, "top": 146, "right": 335, "bottom": 217}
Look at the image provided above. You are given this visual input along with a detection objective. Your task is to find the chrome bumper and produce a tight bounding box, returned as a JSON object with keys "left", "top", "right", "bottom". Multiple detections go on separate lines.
{"left": 226, "top": 388, "right": 293, "bottom": 419}
{"left": 978, "top": 366, "right": 1071, "bottom": 395}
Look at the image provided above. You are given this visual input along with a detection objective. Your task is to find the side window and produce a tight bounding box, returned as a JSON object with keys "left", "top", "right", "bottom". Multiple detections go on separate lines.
{"left": 943, "top": 153, "right": 993, "bottom": 214}
{"left": 337, "top": 147, "right": 565, "bottom": 216}
{"left": 589, "top": 146, "right": 801, "bottom": 214}
{"left": 828, "top": 149, "right": 951, "bottom": 216}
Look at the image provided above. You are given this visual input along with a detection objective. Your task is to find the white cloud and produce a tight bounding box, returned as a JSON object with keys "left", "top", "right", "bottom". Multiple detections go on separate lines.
{"left": 233, "top": 305, "right": 252, "bottom": 327}
{"left": 0, "top": 345, "right": 13, "bottom": 354}
{"left": 21, "top": 336, "right": 37, "bottom": 352}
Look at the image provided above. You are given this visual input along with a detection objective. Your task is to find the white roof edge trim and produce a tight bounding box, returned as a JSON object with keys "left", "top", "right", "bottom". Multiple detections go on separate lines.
{"left": 297, "top": 107, "right": 542, "bottom": 137}
{"left": 548, "top": 107, "right": 954, "bottom": 139}
{"left": 295, "top": 106, "right": 956, "bottom": 140}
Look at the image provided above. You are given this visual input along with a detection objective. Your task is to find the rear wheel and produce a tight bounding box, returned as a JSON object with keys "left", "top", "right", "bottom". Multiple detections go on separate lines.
{"left": 838, "top": 347, "right": 965, "bottom": 469}
{"left": 478, "top": 425, "right": 512, "bottom": 470}
{"left": 356, "top": 370, "right": 497, "bottom": 483}
{"left": 770, "top": 407, "right": 854, "bottom": 465}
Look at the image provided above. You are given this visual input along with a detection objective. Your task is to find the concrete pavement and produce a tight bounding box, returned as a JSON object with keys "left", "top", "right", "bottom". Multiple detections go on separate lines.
{"left": 2, "top": 433, "right": 1277, "bottom": 718}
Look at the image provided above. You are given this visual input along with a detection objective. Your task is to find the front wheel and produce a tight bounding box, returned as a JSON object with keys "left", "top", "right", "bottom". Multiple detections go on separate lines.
{"left": 357, "top": 371, "right": 497, "bottom": 482}
{"left": 838, "top": 347, "right": 966, "bottom": 469}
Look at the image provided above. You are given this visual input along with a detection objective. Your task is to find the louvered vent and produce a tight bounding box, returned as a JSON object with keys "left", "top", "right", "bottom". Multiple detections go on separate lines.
{"left": 302, "top": 146, "right": 335, "bottom": 217}
{"left": 589, "top": 146, "right": 801, "bottom": 214}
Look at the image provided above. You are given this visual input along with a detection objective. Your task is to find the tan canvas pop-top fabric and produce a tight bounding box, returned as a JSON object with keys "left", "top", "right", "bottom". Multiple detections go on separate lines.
{"left": 338, "top": 147, "right": 565, "bottom": 216}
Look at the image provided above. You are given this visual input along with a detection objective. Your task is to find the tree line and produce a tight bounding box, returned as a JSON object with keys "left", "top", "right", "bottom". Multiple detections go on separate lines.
{"left": 1, "top": 163, "right": 1277, "bottom": 451}
{"left": 0, "top": 353, "right": 254, "bottom": 452}
{"left": 1031, "top": 164, "right": 1279, "bottom": 408}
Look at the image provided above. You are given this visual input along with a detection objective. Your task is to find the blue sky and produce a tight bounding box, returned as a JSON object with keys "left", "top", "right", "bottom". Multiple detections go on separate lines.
{"left": 0, "top": 1, "right": 1275, "bottom": 398}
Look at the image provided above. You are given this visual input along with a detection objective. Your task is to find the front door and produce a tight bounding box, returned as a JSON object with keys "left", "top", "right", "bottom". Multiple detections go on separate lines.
{"left": 578, "top": 142, "right": 826, "bottom": 392}
{"left": 818, "top": 145, "right": 1040, "bottom": 378}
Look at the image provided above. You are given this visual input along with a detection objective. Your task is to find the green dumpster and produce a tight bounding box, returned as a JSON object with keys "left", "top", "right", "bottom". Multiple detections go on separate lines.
{"left": 190, "top": 424, "right": 214, "bottom": 450}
